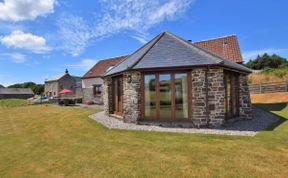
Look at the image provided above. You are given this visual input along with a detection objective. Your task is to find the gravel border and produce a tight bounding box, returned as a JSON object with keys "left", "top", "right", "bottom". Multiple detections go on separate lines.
{"left": 89, "top": 106, "right": 281, "bottom": 136}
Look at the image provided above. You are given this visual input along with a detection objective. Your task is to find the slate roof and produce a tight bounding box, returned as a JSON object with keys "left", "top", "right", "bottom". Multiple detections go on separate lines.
{"left": 194, "top": 35, "right": 243, "bottom": 63}
{"left": 0, "top": 88, "right": 34, "bottom": 95}
{"left": 105, "top": 32, "right": 251, "bottom": 76}
{"left": 46, "top": 73, "right": 68, "bottom": 82}
{"left": 46, "top": 72, "right": 80, "bottom": 82}
{"left": 82, "top": 55, "right": 128, "bottom": 79}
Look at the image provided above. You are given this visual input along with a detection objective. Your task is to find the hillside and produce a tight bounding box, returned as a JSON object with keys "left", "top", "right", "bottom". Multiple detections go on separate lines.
{"left": 248, "top": 65, "right": 288, "bottom": 84}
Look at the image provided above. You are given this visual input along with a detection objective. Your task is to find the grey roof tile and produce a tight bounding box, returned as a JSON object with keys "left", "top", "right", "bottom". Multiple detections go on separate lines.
{"left": 0, "top": 88, "right": 34, "bottom": 95}
{"left": 105, "top": 31, "right": 251, "bottom": 76}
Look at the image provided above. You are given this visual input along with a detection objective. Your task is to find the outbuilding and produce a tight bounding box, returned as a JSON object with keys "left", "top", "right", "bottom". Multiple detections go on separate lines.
{"left": 0, "top": 88, "right": 34, "bottom": 99}
{"left": 103, "top": 32, "right": 252, "bottom": 128}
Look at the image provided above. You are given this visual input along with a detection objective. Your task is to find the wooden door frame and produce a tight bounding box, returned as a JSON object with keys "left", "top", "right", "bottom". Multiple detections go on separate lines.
{"left": 140, "top": 71, "right": 192, "bottom": 121}
{"left": 224, "top": 70, "right": 240, "bottom": 120}
{"left": 112, "top": 76, "right": 123, "bottom": 116}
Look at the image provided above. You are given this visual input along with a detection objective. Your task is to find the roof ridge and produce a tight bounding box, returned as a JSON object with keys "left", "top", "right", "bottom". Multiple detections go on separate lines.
{"left": 82, "top": 55, "right": 129, "bottom": 78}
{"left": 128, "top": 32, "right": 166, "bottom": 69}
{"left": 46, "top": 73, "right": 68, "bottom": 82}
{"left": 103, "top": 32, "right": 164, "bottom": 76}
{"left": 97, "top": 54, "right": 129, "bottom": 62}
{"left": 193, "top": 34, "right": 237, "bottom": 43}
{"left": 165, "top": 31, "right": 224, "bottom": 64}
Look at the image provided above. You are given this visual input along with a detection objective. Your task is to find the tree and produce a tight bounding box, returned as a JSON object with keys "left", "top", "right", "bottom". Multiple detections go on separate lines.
{"left": 8, "top": 82, "right": 44, "bottom": 95}
{"left": 0, "top": 84, "right": 4, "bottom": 88}
{"left": 245, "top": 53, "right": 288, "bottom": 70}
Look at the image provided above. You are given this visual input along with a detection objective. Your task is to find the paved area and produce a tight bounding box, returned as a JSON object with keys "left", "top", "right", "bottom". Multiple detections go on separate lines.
{"left": 89, "top": 106, "right": 280, "bottom": 136}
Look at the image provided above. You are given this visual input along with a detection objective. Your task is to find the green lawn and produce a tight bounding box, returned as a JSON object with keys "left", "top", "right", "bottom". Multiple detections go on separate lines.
{"left": 0, "top": 101, "right": 287, "bottom": 177}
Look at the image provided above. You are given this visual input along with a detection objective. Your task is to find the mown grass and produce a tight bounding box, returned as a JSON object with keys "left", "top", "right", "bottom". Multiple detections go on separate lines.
{"left": 0, "top": 104, "right": 287, "bottom": 177}
{"left": 0, "top": 99, "right": 31, "bottom": 108}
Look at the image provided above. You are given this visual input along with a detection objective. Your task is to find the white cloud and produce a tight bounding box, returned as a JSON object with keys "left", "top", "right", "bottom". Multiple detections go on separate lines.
{"left": 0, "top": 0, "right": 56, "bottom": 21}
{"left": 0, "top": 52, "right": 26, "bottom": 63}
{"left": 9, "top": 53, "right": 26, "bottom": 63}
{"left": 96, "top": 0, "right": 193, "bottom": 34}
{"left": 130, "top": 35, "right": 148, "bottom": 44}
{"left": 0, "top": 30, "right": 50, "bottom": 53}
{"left": 243, "top": 48, "right": 288, "bottom": 61}
{"left": 67, "top": 59, "right": 97, "bottom": 71}
{"left": 58, "top": 0, "right": 194, "bottom": 56}
{"left": 57, "top": 14, "right": 93, "bottom": 57}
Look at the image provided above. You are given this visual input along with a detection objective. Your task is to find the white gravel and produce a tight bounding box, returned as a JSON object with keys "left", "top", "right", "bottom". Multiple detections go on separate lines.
{"left": 89, "top": 106, "right": 280, "bottom": 137}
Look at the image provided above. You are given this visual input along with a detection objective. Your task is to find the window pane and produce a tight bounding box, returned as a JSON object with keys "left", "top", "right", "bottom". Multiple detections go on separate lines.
{"left": 175, "top": 73, "right": 188, "bottom": 119}
{"left": 144, "top": 75, "right": 156, "bottom": 118}
{"left": 159, "top": 74, "right": 171, "bottom": 119}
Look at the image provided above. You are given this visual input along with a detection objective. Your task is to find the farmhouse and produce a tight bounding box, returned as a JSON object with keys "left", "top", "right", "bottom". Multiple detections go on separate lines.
{"left": 0, "top": 88, "right": 34, "bottom": 99}
{"left": 45, "top": 69, "right": 82, "bottom": 98}
{"left": 81, "top": 56, "right": 127, "bottom": 104}
{"left": 102, "top": 31, "right": 252, "bottom": 128}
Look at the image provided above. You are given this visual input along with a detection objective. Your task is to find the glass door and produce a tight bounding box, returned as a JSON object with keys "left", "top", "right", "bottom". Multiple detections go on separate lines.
{"left": 159, "top": 74, "right": 172, "bottom": 120}
{"left": 143, "top": 72, "right": 189, "bottom": 121}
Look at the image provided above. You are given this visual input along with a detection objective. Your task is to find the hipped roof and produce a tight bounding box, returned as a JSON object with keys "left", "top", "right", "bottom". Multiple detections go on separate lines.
{"left": 105, "top": 31, "right": 251, "bottom": 76}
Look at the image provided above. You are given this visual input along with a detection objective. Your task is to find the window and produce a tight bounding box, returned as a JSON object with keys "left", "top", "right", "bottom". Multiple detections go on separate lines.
{"left": 143, "top": 72, "right": 190, "bottom": 121}
{"left": 224, "top": 71, "right": 239, "bottom": 119}
{"left": 93, "top": 85, "right": 102, "bottom": 96}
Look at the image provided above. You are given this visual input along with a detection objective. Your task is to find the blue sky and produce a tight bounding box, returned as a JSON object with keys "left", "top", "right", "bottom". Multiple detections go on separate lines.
{"left": 0, "top": 0, "right": 287, "bottom": 86}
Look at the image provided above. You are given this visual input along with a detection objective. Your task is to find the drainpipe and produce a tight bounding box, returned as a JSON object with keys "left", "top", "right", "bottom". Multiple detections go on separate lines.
{"left": 205, "top": 66, "right": 210, "bottom": 127}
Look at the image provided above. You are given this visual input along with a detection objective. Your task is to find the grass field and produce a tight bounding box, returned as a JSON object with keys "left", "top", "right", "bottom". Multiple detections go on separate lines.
{"left": 0, "top": 99, "right": 30, "bottom": 107}
{"left": 0, "top": 100, "right": 287, "bottom": 177}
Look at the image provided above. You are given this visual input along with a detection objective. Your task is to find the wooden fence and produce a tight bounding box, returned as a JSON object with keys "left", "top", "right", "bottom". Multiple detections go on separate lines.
{"left": 249, "top": 81, "right": 288, "bottom": 94}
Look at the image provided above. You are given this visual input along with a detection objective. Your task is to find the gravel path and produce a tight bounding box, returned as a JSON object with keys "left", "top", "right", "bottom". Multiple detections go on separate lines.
{"left": 89, "top": 106, "right": 280, "bottom": 136}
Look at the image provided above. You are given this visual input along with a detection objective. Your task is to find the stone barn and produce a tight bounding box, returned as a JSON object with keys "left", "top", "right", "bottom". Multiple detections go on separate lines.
{"left": 102, "top": 31, "right": 252, "bottom": 128}
{"left": 0, "top": 88, "right": 34, "bottom": 99}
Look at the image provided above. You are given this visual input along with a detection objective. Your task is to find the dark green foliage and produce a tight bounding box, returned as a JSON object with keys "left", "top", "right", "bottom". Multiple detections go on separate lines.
{"left": 245, "top": 53, "right": 288, "bottom": 70}
{"left": 8, "top": 82, "right": 44, "bottom": 95}
{"left": 0, "top": 85, "right": 4, "bottom": 88}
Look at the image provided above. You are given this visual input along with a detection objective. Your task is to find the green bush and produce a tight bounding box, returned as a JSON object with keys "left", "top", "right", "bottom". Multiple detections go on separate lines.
{"left": 245, "top": 53, "right": 288, "bottom": 70}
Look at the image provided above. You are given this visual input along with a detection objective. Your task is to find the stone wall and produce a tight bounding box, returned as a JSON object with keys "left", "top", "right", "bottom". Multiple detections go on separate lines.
{"left": 103, "top": 77, "right": 112, "bottom": 115}
{"left": 122, "top": 71, "right": 141, "bottom": 123}
{"left": 191, "top": 67, "right": 225, "bottom": 128}
{"left": 191, "top": 68, "right": 207, "bottom": 127}
{"left": 207, "top": 68, "right": 225, "bottom": 127}
{"left": 239, "top": 74, "right": 253, "bottom": 119}
{"left": 82, "top": 88, "right": 103, "bottom": 104}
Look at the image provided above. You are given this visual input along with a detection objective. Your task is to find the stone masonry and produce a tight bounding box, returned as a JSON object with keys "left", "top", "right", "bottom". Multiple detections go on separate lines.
{"left": 191, "top": 67, "right": 225, "bottom": 128}
{"left": 239, "top": 74, "right": 253, "bottom": 119}
{"left": 122, "top": 71, "right": 142, "bottom": 123}
{"left": 103, "top": 67, "right": 252, "bottom": 128}
{"left": 103, "top": 77, "right": 112, "bottom": 115}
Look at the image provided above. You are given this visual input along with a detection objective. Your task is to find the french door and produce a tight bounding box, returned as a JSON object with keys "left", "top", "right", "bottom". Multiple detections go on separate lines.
{"left": 112, "top": 76, "right": 123, "bottom": 116}
{"left": 142, "top": 72, "right": 190, "bottom": 121}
